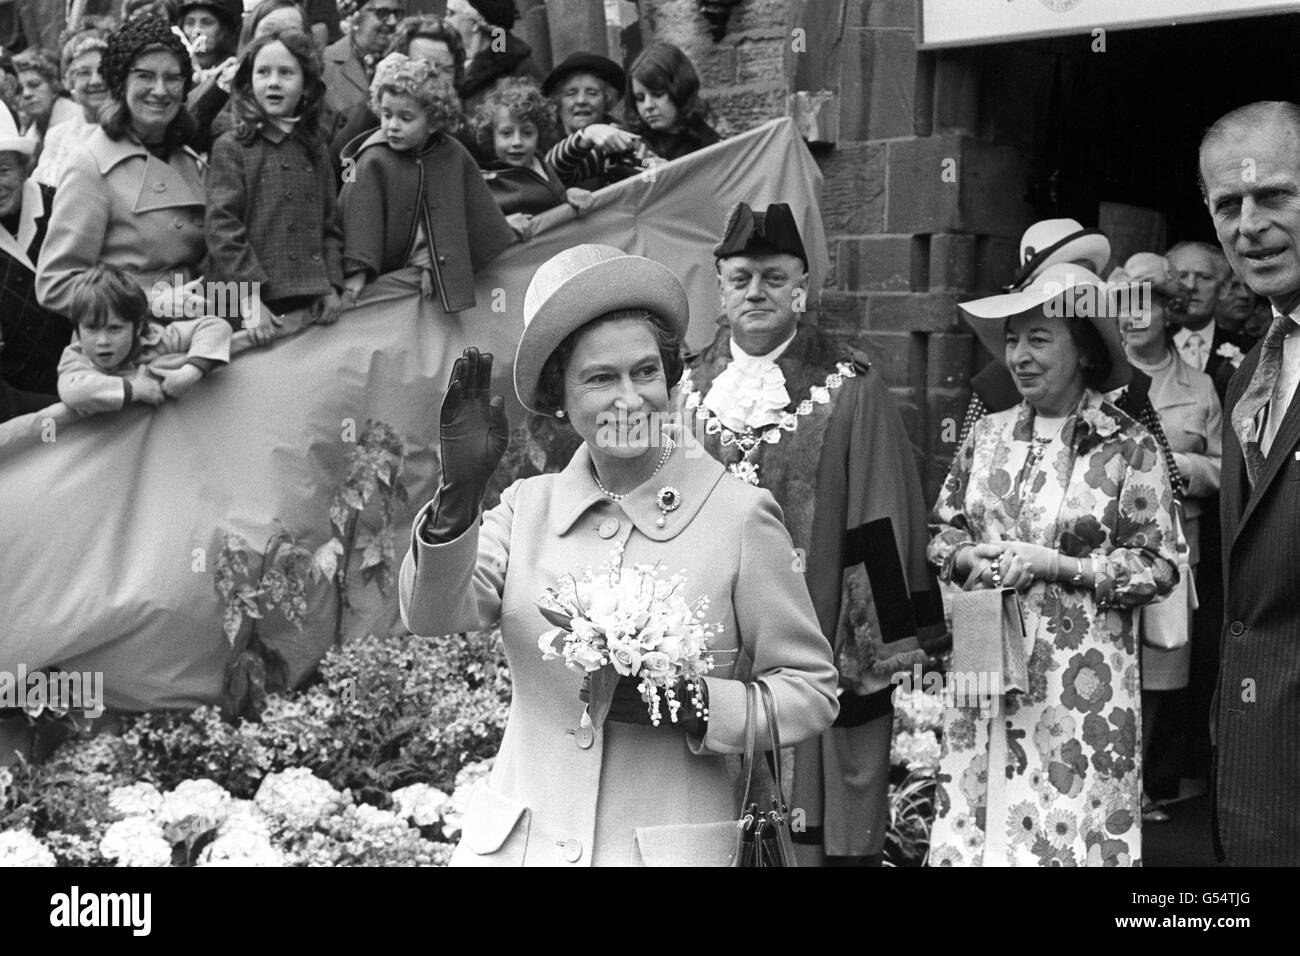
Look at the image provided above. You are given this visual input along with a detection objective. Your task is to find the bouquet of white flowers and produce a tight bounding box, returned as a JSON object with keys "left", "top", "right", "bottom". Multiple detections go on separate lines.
{"left": 537, "top": 549, "right": 722, "bottom": 728}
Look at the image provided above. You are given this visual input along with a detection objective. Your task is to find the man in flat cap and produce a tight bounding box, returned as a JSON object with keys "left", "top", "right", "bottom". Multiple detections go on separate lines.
{"left": 681, "top": 202, "right": 947, "bottom": 865}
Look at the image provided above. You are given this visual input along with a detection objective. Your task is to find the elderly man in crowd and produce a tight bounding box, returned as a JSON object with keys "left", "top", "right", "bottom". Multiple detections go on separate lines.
{"left": 1200, "top": 100, "right": 1300, "bottom": 866}
{"left": 1167, "top": 240, "right": 1253, "bottom": 400}
{"left": 681, "top": 203, "right": 946, "bottom": 866}
{"left": 543, "top": 52, "right": 640, "bottom": 191}
{"left": 323, "top": 0, "right": 407, "bottom": 123}
{"left": 0, "top": 102, "right": 66, "bottom": 401}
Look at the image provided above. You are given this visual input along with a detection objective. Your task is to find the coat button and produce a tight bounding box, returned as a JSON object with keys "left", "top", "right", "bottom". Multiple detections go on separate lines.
{"left": 437, "top": 254, "right": 447, "bottom": 264}
{"left": 281, "top": 161, "right": 290, "bottom": 169}
{"left": 311, "top": 252, "right": 321, "bottom": 261}
{"left": 1229, "top": 620, "right": 1245, "bottom": 636}
{"left": 284, "top": 191, "right": 293, "bottom": 200}
{"left": 560, "top": 839, "right": 583, "bottom": 863}
{"left": 597, "top": 517, "right": 619, "bottom": 539}
{"left": 153, "top": 182, "right": 166, "bottom": 192}
{"left": 575, "top": 726, "right": 594, "bottom": 749}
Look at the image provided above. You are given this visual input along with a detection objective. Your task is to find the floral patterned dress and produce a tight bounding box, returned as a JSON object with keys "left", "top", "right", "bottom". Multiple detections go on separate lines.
{"left": 927, "top": 389, "right": 1179, "bottom": 867}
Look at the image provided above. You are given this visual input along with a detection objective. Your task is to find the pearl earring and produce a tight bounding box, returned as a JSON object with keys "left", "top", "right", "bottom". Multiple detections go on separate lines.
{"left": 555, "top": 409, "right": 566, "bottom": 419}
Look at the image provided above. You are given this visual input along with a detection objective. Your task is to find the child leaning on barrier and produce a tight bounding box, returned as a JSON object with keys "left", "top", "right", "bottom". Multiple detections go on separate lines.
{"left": 204, "top": 31, "right": 346, "bottom": 332}
{"left": 56, "top": 263, "right": 266, "bottom": 416}
{"left": 472, "top": 77, "right": 593, "bottom": 241}
{"left": 338, "top": 53, "right": 514, "bottom": 313}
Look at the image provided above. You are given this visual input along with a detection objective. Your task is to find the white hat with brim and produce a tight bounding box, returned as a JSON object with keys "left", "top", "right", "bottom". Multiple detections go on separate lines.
{"left": 1009, "top": 218, "right": 1111, "bottom": 290}
{"left": 514, "top": 244, "right": 690, "bottom": 414}
{"left": 0, "top": 101, "right": 35, "bottom": 156}
{"left": 960, "top": 262, "right": 1131, "bottom": 392}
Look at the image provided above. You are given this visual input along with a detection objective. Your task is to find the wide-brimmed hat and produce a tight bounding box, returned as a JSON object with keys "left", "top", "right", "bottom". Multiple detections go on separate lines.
{"left": 514, "top": 244, "right": 689, "bottom": 414}
{"left": 1008, "top": 218, "right": 1111, "bottom": 291}
{"left": 542, "top": 52, "right": 626, "bottom": 98}
{"left": 0, "top": 101, "right": 34, "bottom": 155}
{"left": 960, "top": 262, "right": 1130, "bottom": 392}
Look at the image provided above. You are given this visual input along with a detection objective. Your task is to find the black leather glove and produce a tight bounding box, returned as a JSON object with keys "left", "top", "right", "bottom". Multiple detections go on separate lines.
{"left": 424, "top": 348, "right": 510, "bottom": 542}
{"left": 580, "top": 673, "right": 709, "bottom": 735}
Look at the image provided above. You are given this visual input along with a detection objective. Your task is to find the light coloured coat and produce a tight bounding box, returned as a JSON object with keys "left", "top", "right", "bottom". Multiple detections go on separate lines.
{"left": 35, "top": 127, "right": 207, "bottom": 319}
{"left": 399, "top": 429, "right": 839, "bottom": 866}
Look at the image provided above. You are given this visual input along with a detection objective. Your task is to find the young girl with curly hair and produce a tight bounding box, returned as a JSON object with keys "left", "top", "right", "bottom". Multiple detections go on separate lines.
{"left": 339, "top": 53, "right": 514, "bottom": 312}
{"left": 472, "top": 77, "right": 592, "bottom": 239}
{"left": 204, "top": 31, "right": 346, "bottom": 331}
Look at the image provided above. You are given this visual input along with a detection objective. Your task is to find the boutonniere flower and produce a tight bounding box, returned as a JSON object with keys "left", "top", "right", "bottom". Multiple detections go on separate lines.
{"left": 1216, "top": 342, "right": 1246, "bottom": 368}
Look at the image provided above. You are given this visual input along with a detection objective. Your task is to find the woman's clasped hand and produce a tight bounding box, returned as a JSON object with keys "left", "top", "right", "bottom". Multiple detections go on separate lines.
{"left": 959, "top": 540, "right": 1071, "bottom": 591}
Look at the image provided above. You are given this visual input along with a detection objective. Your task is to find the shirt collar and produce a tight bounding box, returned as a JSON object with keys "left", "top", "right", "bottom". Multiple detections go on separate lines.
{"left": 729, "top": 329, "right": 797, "bottom": 365}
{"left": 549, "top": 424, "right": 726, "bottom": 541}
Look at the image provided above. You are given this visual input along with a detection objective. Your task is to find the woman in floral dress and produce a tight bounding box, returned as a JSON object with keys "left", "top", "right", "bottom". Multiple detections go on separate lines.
{"left": 927, "top": 264, "right": 1180, "bottom": 867}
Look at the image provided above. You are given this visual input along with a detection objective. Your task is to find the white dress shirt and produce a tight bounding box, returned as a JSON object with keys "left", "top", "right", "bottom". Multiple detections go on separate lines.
{"left": 1173, "top": 323, "right": 1214, "bottom": 372}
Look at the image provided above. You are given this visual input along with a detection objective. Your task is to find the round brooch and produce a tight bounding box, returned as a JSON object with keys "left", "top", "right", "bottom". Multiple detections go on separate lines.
{"left": 655, "top": 486, "right": 681, "bottom": 528}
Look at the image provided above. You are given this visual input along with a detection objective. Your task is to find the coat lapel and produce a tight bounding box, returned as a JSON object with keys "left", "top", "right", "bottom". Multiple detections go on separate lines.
{"left": 0, "top": 179, "right": 43, "bottom": 271}
{"left": 1235, "top": 369, "right": 1300, "bottom": 536}
{"left": 131, "top": 151, "right": 205, "bottom": 213}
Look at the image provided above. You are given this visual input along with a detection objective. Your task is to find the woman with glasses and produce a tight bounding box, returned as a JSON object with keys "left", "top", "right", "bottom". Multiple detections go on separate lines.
{"left": 32, "top": 28, "right": 111, "bottom": 188}
{"left": 36, "top": 17, "right": 210, "bottom": 326}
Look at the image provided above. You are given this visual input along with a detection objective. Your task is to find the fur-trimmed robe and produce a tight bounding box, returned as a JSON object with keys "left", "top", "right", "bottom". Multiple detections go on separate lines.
{"left": 682, "top": 320, "right": 947, "bottom": 857}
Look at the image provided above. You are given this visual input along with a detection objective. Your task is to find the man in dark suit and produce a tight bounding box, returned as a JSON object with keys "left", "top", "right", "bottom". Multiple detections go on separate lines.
{"left": 1201, "top": 100, "right": 1300, "bottom": 865}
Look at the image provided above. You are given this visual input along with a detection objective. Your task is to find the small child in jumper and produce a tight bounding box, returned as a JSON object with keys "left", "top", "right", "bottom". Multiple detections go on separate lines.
{"left": 57, "top": 263, "right": 266, "bottom": 416}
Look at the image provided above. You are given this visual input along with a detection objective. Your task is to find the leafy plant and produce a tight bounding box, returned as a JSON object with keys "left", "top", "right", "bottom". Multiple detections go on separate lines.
{"left": 312, "top": 420, "right": 409, "bottom": 647}
{"left": 883, "top": 765, "right": 937, "bottom": 867}
{"left": 215, "top": 530, "right": 313, "bottom": 721}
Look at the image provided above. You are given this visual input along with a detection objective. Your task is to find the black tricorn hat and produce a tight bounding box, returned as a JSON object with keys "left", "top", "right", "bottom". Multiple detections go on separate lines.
{"left": 713, "top": 202, "right": 808, "bottom": 270}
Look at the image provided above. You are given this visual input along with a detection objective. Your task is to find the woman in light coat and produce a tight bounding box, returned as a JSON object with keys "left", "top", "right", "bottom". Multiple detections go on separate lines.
{"left": 36, "top": 17, "right": 208, "bottom": 323}
{"left": 1111, "top": 253, "right": 1222, "bottom": 819}
{"left": 399, "top": 244, "right": 838, "bottom": 866}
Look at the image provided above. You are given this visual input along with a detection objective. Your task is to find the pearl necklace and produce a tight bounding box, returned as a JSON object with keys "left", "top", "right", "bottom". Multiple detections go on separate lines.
{"left": 591, "top": 438, "right": 675, "bottom": 502}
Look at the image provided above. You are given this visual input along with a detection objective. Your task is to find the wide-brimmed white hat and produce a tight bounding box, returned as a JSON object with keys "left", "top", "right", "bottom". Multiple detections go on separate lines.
{"left": 1008, "top": 218, "right": 1111, "bottom": 290}
{"left": 960, "top": 262, "right": 1130, "bottom": 392}
{"left": 514, "top": 244, "right": 689, "bottom": 414}
{"left": 0, "top": 101, "right": 34, "bottom": 155}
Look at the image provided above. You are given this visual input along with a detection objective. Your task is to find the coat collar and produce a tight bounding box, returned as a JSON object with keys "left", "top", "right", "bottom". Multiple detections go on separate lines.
{"left": 0, "top": 178, "right": 46, "bottom": 271}
{"left": 549, "top": 425, "right": 726, "bottom": 541}
{"left": 326, "top": 37, "right": 370, "bottom": 94}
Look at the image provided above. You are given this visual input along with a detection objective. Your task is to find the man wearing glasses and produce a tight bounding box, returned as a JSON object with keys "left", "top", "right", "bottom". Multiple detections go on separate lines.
{"left": 323, "top": 0, "right": 407, "bottom": 123}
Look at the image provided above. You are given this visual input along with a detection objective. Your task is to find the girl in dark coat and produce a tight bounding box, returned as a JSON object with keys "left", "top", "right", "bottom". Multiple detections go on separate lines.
{"left": 204, "top": 31, "right": 345, "bottom": 329}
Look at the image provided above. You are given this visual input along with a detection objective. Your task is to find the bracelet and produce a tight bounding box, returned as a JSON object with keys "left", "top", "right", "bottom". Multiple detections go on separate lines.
{"left": 1070, "top": 557, "right": 1086, "bottom": 586}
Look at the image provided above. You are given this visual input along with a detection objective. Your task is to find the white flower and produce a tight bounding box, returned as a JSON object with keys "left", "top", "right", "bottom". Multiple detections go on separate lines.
{"left": 1216, "top": 342, "right": 1245, "bottom": 368}
{"left": 568, "top": 642, "right": 606, "bottom": 672}
{"left": 0, "top": 829, "right": 56, "bottom": 867}
{"left": 537, "top": 628, "right": 564, "bottom": 660}
{"left": 391, "top": 783, "right": 450, "bottom": 827}
{"left": 444, "top": 759, "right": 494, "bottom": 840}
{"left": 109, "top": 782, "right": 164, "bottom": 819}
{"left": 640, "top": 650, "right": 673, "bottom": 680}
{"left": 157, "top": 779, "right": 232, "bottom": 843}
{"left": 354, "top": 803, "right": 407, "bottom": 834}
{"left": 100, "top": 817, "right": 173, "bottom": 867}
{"left": 606, "top": 636, "right": 643, "bottom": 677}
{"left": 255, "top": 768, "right": 345, "bottom": 831}
{"left": 810, "top": 385, "right": 830, "bottom": 404}
{"left": 197, "top": 828, "right": 284, "bottom": 867}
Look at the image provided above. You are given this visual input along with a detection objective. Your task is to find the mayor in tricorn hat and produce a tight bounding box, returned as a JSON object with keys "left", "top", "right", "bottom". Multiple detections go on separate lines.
{"left": 681, "top": 201, "right": 947, "bottom": 866}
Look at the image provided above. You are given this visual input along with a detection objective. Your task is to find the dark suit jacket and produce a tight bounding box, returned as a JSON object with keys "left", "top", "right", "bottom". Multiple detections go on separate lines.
{"left": 1197, "top": 324, "right": 1256, "bottom": 401}
{"left": 1216, "top": 343, "right": 1300, "bottom": 864}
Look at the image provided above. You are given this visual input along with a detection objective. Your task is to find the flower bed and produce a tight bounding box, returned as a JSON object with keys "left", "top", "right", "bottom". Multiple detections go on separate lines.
{"left": 0, "top": 630, "right": 510, "bottom": 866}
{"left": 884, "top": 683, "right": 944, "bottom": 867}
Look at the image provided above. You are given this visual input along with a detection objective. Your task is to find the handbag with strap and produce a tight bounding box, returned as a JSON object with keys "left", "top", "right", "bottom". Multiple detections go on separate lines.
{"left": 1139, "top": 507, "right": 1195, "bottom": 651}
{"left": 736, "top": 680, "right": 797, "bottom": 868}
{"left": 950, "top": 578, "right": 1029, "bottom": 704}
